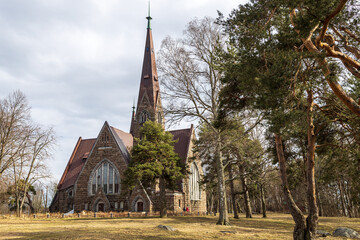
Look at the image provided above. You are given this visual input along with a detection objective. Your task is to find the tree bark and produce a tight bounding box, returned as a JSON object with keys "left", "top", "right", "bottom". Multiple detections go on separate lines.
{"left": 260, "top": 184, "right": 267, "bottom": 218}
{"left": 215, "top": 135, "right": 230, "bottom": 225}
{"left": 305, "top": 89, "right": 319, "bottom": 239}
{"left": 159, "top": 176, "right": 167, "bottom": 218}
{"left": 275, "top": 134, "right": 309, "bottom": 240}
{"left": 338, "top": 180, "right": 348, "bottom": 217}
{"left": 316, "top": 186, "right": 323, "bottom": 217}
{"left": 291, "top": 9, "right": 360, "bottom": 117}
{"left": 239, "top": 164, "right": 252, "bottom": 218}
{"left": 228, "top": 165, "right": 239, "bottom": 219}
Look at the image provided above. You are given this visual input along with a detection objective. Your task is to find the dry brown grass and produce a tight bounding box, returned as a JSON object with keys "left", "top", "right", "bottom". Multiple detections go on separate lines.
{"left": 0, "top": 212, "right": 359, "bottom": 239}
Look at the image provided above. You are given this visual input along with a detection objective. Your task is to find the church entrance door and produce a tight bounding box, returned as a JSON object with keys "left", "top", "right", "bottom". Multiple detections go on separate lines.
{"left": 97, "top": 202, "right": 105, "bottom": 212}
{"left": 137, "top": 201, "right": 143, "bottom": 212}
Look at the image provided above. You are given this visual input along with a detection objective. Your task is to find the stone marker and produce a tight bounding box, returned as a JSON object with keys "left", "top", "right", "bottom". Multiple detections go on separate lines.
{"left": 157, "top": 225, "right": 176, "bottom": 231}
{"left": 333, "top": 227, "right": 360, "bottom": 239}
{"left": 220, "top": 231, "right": 237, "bottom": 234}
{"left": 316, "top": 230, "right": 330, "bottom": 237}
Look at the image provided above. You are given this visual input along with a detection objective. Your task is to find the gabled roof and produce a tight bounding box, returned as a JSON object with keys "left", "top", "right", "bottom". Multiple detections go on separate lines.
{"left": 58, "top": 124, "right": 133, "bottom": 191}
{"left": 110, "top": 126, "right": 133, "bottom": 164}
{"left": 169, "top": 125, "right": 193, "bottom": 163}
{"left": 58, "top": 138, "right": 96, "bottom": 190}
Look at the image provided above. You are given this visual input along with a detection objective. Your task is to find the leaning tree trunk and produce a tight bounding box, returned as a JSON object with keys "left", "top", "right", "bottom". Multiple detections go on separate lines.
{"left": 275, "top": 134, "right": 308, "bottom": 240}
{"left": 228, "top": 165, "right": 239, "bottom": 219}
{"left": 26, "top": 193, "right": 35, "bottom": 214}
{"left": 239, "top": 164, "right": 252, "bottom": 218}
{"left": 305, "top": 89, "right": 319, "bottom": 239}
{"left": 215, "top": 135, "right": 230, "bottom": 225}
{"left": 159, "top": 176, "right": 167, "bottom": 218}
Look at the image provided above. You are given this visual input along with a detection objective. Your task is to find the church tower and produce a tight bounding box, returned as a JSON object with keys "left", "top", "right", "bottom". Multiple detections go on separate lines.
{"left": 130, "top": 9, "right": 164, "bottom": 138}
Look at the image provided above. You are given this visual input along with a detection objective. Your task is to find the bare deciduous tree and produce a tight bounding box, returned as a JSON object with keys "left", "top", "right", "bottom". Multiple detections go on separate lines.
{"left": 0, "top": 91, "right": 30, "bottom": 178}
{"left": 158, "top": 17, "right": 230, "bottom": 225}
{"left": 0, "top": 91, "right": 56, "bottom": 216}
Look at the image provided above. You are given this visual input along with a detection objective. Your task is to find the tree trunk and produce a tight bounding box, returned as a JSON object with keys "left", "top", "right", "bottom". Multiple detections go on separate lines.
{"left": 215, "top": 135, "right": 230, "bottom": 225}
{"left": 45, "top": 186, "right": 48, "bottom": 213}
{"left": 260, "top": 184, "right": 267, "bottom": 218}
{"left": 16, "top": 195, "right": 21, "bottom": 217}
{"left": 26, "top": 193, "right": 35, "bottom": 213}
{"left": 239, "top": 164, "right": 252, "bottom": 218}
{"left": 343, "top": 181, "right": 354, "bottom": 218}
{"left": 210, "top": 192, "right": 214, "bottom": 213}
{"left": 275, "top": 134, "right": 309, "bottom": 240}
{"left": 159, "top": 176, "right": 167, "bottom": 218}
{"left": 338, "top": 180, "right": 348, "bottom": 217}
{"left": 316, "top": 186, "right": 323, "bottom": 217}
{"left": 228, "top": 165, "right": 239, "bottom": 219}
{"left": 305, "top": 89, "right": 319, "bottom": 239}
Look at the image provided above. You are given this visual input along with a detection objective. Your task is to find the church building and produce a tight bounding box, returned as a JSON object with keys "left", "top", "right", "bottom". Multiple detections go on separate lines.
{"left": 49, "top": 14, "right": 206, "bottom": 214}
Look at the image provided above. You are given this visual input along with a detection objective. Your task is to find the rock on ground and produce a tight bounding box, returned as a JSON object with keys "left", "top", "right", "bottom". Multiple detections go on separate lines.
{"left": 220, "top": 231, "right": 237, "bottom": 234}
{"left": 316, "top": 230, "right": 331, "bottom": 237}
{"left": 333, "top": 227, "right": 360, "bottom": 239}
{"left": 157, "top": 225, "right": 176, "bottom": 231}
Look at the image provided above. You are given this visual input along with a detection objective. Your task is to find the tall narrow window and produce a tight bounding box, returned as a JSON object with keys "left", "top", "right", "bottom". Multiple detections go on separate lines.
{"left": 109, "top": 165, "right": 113, "bottom": 194}
{"left": 89, "top": 160, "right": 120, "bottom": 195}
{"left": 139, "top": 110, "right": 150, "bottom": 123}
{"left": 103, "top": 162, "right": 108, "bottom": 194}
{"left": 157, "top": 112, "right": 162, "bottom": 123}
{"left": 114, "top": 172, "right": 119, "bottom": 193}
{"left": 97, "top": 165, "right": 102, "bottom": 188}
{"left": 189, "top": 162, "right": 201, "bottom": 200}
{"left": 92, "top": 175, "right": 96, "bottom": 194}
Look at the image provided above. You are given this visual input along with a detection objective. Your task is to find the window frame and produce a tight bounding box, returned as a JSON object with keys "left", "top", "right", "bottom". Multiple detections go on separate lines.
{"left": 139, "top": 110, "right": 150, "bottom": 123}
{"left": 88, "top": 160, "right": 120, "bottom": 196}
{"left": 189, "top": 162, "right": 201, "bottom": 200}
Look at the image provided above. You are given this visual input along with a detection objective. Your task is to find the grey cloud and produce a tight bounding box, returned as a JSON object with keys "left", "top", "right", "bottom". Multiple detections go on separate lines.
{"left": 0, "top": 0, "right": 241, "bottom": 181}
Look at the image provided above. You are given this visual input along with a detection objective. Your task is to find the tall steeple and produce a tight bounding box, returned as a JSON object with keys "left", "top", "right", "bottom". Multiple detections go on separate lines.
{"left": 130, "top": 7, "right": 164, "bottom": 137}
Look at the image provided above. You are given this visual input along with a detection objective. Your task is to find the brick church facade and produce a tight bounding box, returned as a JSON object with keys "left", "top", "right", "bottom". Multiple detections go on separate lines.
{"left": 49, "top": 15, "right": 206, "bottom": 214}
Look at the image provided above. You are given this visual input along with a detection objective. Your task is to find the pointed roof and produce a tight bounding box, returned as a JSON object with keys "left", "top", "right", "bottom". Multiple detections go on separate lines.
{"left": 169, "top": 125, "right": 194, "bottom": 163}
{"left": 57, "top": 138, "right": 96, "bottom": 190}
{"left": 109, "top": 126, "right": 133, "bottom": 164}
{"left": 138, "top": 16, "right": 160, "bottom": 108}
{"left": 130, "top": 14, "right": 161, "bottom": 134}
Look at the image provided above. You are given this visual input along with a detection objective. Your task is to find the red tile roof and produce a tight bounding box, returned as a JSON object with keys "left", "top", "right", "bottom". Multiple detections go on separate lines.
{"left": 58, "top": 138, "right": 96, "bottom": 190}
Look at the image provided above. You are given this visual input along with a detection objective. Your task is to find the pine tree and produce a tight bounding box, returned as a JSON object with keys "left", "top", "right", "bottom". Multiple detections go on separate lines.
{"left": 125, "top": 121, "right": 185, "bottom": 218}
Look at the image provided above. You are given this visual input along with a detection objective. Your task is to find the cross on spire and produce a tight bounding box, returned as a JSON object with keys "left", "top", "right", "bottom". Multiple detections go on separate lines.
{"left": 146, "top": 0, "right": 152, "bottom": 29}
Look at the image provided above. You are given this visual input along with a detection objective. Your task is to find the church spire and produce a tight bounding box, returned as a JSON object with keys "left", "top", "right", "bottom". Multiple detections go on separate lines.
{"left": 146, "top": 0, "right": 152, "bottom": 29}
{"left": 130, "top": 9, "right": 164, "bottom": 137}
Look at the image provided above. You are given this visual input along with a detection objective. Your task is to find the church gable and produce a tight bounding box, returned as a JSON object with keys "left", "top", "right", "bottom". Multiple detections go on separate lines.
{"left": 73, "top": 122, "right": 131, "bottom": 210}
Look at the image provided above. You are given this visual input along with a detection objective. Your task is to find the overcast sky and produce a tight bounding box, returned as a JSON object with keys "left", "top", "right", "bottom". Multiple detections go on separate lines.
{"left": 0, "top": 0, "right": 245, "bottom": 182}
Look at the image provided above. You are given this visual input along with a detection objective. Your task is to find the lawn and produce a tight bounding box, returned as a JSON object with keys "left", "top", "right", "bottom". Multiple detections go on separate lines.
{"left": 0, "top": 212, "right": 359, "bottom": 239}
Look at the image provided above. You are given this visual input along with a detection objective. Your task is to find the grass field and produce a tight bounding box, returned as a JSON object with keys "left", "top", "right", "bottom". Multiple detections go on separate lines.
{"left": 0, "top": 212, "right": 359, "bottom": 239}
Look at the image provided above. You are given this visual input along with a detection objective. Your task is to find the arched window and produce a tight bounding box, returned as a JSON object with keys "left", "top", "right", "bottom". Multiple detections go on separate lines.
{"left": 89, "top": 160, "right": 120, "bottom": 195}
{"left": 139, "top": 110, "right": 150, "bottom": 123}
{"left": 157, "top": 112, "right": 162, "bottom": 124}
{"left": 189, "top": 162, "right": 201, "bottom": 200}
